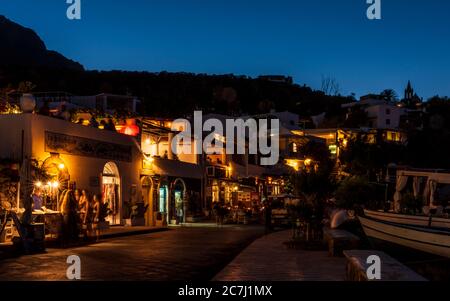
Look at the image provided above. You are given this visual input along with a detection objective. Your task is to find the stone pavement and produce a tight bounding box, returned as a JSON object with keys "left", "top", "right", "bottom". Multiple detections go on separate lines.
{"left": 99, "top": 225, "right": 166, "bottom": 238}
{"left": 0, "top": 225, "right": 263, "bottom": 280}
{"left": 213, "top": 229, "right": 347, "bottom": 281}
{"left": 1, "top": 225, "right": 167, "bottom": 259}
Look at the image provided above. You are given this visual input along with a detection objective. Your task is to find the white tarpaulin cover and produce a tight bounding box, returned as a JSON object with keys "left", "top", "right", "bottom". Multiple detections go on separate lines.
{"left": 393, "top": 175, "right": 408, "bottom": 212}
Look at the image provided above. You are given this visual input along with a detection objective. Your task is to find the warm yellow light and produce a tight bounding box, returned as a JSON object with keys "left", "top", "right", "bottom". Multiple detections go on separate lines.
{"left": 52, "top": 181, "right": 59, "bottom": 188}
{"left": 304, "top": 158, "right": 312, "bottom": 166}
{"left": 285, "top": 159, "right": 300, "bottom": 171}
{"left": 233, "top": 186, "right": 239, "bottom": 191}
{"left": 47, "top": 181, "right": 52, "bottom": 187}
{"left": 35, "top": 181, "right": 42, "bottom": 188}
{"left": 58, "top": 163, "right": 65, "bottom": 170}
{"left": 145, "top": 138, "right": 151, "bottom": 145}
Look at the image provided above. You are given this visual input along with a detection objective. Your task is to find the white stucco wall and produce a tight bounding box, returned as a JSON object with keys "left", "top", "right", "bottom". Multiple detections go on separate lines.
{"left": 366, "top": 104, "right": 405, "bottom": 129}
{"left": 0, "top": 114, "right": 144, "bottom": 223}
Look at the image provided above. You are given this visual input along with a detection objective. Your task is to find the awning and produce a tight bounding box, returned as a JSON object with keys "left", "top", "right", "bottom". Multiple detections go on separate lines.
{"left": 152, "top": 157, "right": 203, "bottom": 179}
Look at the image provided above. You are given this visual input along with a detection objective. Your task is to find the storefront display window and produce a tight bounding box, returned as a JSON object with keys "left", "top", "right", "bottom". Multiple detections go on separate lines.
{"left": 159, "top": 186, "right": 167, "bottom": 213}
{"left": 103, "top": 162, "right": 121, "bottom": 225}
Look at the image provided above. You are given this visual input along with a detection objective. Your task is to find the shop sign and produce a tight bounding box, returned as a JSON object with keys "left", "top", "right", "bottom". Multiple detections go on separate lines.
{"left": 45, "top": 131, "right": 132, "bottom": 162}
{"left": 238, "top": 191, "right": 251, "bottom": 202}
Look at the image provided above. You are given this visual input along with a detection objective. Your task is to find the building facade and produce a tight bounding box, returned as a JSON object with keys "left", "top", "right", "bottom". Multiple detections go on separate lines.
{"left": 0, "top": 113, "right": 143, "bottom": 226}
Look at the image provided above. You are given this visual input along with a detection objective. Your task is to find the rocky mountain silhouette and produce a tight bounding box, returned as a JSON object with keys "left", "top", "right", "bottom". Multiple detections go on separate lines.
{"left": 0, "top": 15, "right": 84, "bottom": 71}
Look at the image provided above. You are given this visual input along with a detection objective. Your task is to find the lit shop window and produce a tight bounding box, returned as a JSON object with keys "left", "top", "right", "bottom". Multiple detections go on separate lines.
{"left": 328, "top": 144, "right": 337, "bottom": 155}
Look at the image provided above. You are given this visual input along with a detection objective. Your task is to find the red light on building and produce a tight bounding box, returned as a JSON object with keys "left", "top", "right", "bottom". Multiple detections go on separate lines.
{"left": 116, "top": 119, "right": 140, "bottom": 136}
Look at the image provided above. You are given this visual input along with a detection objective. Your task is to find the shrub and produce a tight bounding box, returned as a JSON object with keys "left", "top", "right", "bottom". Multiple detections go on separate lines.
{"left": 335, "top": 176, "right": 375, "bottom": 209}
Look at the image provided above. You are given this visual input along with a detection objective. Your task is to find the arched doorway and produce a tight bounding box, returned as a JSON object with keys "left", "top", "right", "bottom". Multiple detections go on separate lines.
{"left": 171, "top": 178, "right": 186, "bottom": 224}
{"left": 141, "top": 176, "right": 154, "bottom": 226}
{"left": 157, "top": 179, "right": 169, "bottom": 226}
{"left": 102, "top": 162, "right": 121, "bottom": 225}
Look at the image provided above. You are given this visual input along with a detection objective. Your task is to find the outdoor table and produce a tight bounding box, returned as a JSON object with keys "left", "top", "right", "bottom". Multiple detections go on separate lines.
{"left": 32, "top": 211, "right": 63, "bottom": 239}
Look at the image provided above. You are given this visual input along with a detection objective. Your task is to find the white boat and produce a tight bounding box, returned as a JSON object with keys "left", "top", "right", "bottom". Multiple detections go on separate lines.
{"left": 364, "top": 209, "right": 450, "bottom": 229}
{"left": 359, "top": 215, "right": 450, "bottom": 258}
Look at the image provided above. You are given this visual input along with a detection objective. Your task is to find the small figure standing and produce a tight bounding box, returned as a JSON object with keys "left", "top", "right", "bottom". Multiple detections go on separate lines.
{"left": 213, "top": 202, "right": 220, "bottom": 225}
{"left": 106, "top": 118, "right": 116, "bottom": 131}
{"left": 78, "top": 190, "right": 90, "bottom": 239}
{"left": 264, "top": 201, "right": 272, "bottom": 235}
{"left": 92, "top": 194, "right": 103, "bottom": 241}
{"left": 89, "top": 116, "right": 99, "bottom": 128}
{"left": 31, "top": 188, "right": 43, "bottom": 211}
{"left": 60, "top": 190, "right": 79, "bottom": 244}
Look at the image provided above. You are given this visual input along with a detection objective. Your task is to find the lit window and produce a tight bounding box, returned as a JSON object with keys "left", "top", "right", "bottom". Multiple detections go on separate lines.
{"left": 292, "top": 142, "right": 298, "bottom": 153}
{"left": 329, "top": 144, "right": 337, "bottom": 155}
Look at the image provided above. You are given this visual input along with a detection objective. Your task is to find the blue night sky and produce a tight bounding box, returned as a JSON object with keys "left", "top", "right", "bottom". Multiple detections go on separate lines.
{"left": 1, "top": 0, "right": 450, "bottom": 99}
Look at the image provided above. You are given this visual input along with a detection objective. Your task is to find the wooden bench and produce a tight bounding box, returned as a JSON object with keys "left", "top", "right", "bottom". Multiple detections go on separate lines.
{"left": 323, "top": 227, "right": 360, "bottom": 257}
{"left": 343, "top": 250, "right": 427, "bottom": 281}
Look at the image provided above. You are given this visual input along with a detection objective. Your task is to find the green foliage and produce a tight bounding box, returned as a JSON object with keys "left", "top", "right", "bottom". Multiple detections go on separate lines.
{"left": 299, "top": 140, "right": 334, "bottom": 174}
{"left": 287, "top": 194, "right": 324, "bottom": 222}
{"left": 288, "top": 202, "right": 314, "bottom": 221}
{"left": 17, "top": 81, "right": 36, "bottom": 93}
{"left": 335, "top": 176, "right": 375, "bottom": 209}
{"left": 29, "top": 159, "right": 52, "bottom": 183}
{"left": 283, "top": 177, "right": 295, "bottom": 195}
{"left": 0, "top": 66, "right": 353, "bottom": 117}
{"left": 339, "top": 133, "right": 406, "bottom": 179}
{"left": 380, "top": 89, "right": 398, "bottom": 101}
{"left": 290, "top": 169, "right": 334, "bottom": 197}
{"left": 0, "top": 102, "right": 21, "bottom": 114}
{"left": 404, "top": 97, "right": 450, "bottom": 168}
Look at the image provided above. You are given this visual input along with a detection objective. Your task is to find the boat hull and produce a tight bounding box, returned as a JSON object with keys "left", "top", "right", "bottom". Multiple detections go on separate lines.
{"left": 359, "top": 216, "right": 450, "bottom": 259}
{"left": 364, "top": 209, "right": 450, "bottom": 229}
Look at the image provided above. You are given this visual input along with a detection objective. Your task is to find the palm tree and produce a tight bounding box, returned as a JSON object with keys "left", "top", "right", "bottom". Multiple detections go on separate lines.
{"left": 17, "top": 81, "right": 36, "bottom": 94}
{"left": 380, "top": 89, "right": 398, "bottom": 102}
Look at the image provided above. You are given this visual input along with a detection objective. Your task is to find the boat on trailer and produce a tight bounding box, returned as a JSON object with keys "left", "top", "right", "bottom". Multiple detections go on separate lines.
{"left": 358, "top": 215, "right": 450, "bottom": 258}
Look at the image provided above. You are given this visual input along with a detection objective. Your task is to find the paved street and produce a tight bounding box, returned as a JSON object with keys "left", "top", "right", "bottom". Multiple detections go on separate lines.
{"left": 0, "top": 225, "right": 263, "bottom": 281}
{"left": 214, "top": 230, "right": 346, "bottom": 281}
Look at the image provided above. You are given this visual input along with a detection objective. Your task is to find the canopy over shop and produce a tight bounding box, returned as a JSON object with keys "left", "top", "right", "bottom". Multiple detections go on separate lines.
{"left": 141, "top": 156, "right": 203, "bottom": 225}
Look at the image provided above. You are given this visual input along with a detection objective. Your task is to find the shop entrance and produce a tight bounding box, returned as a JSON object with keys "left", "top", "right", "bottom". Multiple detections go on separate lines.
{"left": 102, "top": 162, "right": 121, "bottom": 225}
{"left": 170, "top": 178, "right": 186, "bottom": 224}
{"left": 158, "top": 184, "right": 168, "bottom": 224}
{"left": 141, "top": 176, "right": 154, "bottom": 226}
